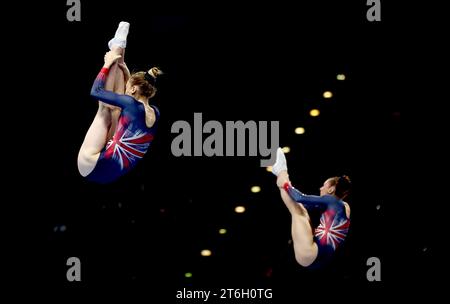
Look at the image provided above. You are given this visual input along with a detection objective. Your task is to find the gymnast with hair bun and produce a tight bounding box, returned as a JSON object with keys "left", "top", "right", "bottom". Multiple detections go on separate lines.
{"left": 272, "top": 148, "right": 352, "bottom": 268}
{"left": 77, "top": 22, "right": 162, "bottom": 184}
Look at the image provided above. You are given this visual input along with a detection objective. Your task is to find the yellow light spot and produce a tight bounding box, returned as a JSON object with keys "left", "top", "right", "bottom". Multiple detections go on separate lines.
{"left": 235, "top": 206, "right": 246, "bottom": 213}
{"left": 201, "top": 249, "right": 212, "bottom": 257}
{"left": 219, "top": 228, "right": 227, "bottom": 234}
{"left": 295, "top": 127, "right": 305, "bottom": 135}
{"left": 282, "top": 146, "right": 290, "bottom": 153}
{"left": 337, "top": 74, "right": 346, "bottom": 81}
{"left": 310, "top": 109, "right": 320, "bottom": 117}
{"left": 185, "top": 272, "right": 193, "bottom": 278}
{"left": 323, "top": 91, "right": 333, "bottom": 98}
{"left": 266, "top": 166, "right": 273, "bottom": 172}
{"left": 251, "top": 186, "right": 261, "bottom": 193}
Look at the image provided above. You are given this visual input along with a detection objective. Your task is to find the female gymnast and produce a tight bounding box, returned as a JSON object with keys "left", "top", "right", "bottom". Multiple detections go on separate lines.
{"left": 77, "top": 22, "right": 162, "bottom": 184}
{"left": 272, "top": 148, "right": 352, "bottom": 268}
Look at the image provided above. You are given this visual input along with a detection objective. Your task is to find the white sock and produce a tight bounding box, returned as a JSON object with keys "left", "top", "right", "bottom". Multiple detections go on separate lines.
{"left": 272, "top": 147, "right": 288, "bottom": 176}
{"left": 108, "top": 21, "right": 130, "bottom": 50}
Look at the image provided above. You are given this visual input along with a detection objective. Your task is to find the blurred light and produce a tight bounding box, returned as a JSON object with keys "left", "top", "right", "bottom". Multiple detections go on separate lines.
{"left": 185, "top": 272, "right": 193, "bottom": 278}
{"left": 219, "top": 228, "right": 227, "bottom": 235}
{"left": 310, "top": 109, "right": 320, "bottom": 117}
{"left": 235, "top": 206, "right": 246, "bottom": 213}
{"left": 323, "top": 91, "right": 333, "bottom": 98}
{"left": 54, "top": 225, "right": 67, "bottom": 233}
{"left": 266, "top": 166, "right": 272, "bottom": 172}
{"left": 376, "top": 205, "right": 381, "bottom": 210}
{"left": 201, "top": 249, "right": 212, "bottom": 257}
{"left": 337, "top": 74, "right": 346, "bottom": 81}
{"left": 251, "top": 186, "right": 261, "bottom": 193}
{"left": 282, "top": 146, "right": 290, "bottom": 153}
{"left": 295, "top": 127, "right": 305, "bottom": 135}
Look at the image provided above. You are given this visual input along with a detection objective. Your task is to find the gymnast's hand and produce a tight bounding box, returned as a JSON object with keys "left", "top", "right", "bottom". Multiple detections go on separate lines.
{"left": 103, "top": 51, "right": 122, "bottom": 68}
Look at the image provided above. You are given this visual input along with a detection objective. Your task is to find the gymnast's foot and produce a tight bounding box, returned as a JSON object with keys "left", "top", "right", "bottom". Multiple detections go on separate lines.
{"left": 108, "top": 21, "right": 130, "bottom": 50}
{"left": 272, "top": 147, "right": 288, "bottom": 177}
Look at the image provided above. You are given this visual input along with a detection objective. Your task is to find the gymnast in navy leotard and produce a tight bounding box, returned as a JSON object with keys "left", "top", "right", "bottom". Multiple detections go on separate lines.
{"left": 271, "top": 148, "right": 352, "bottom": 269}
{"left": 85, "top": 66, "right": 160, "bottom": 183}
{"left": 77, "top": 22, "right": 162, "bottom": 184}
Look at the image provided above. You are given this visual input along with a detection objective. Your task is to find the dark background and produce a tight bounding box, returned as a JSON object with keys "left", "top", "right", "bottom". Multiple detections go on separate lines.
{"left": 6, "top": 0, "right": 440, "bottom": 301}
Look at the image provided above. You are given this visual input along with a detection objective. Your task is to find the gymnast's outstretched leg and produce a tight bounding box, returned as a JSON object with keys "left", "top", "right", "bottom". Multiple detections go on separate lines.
{"left": 106, "top": 22, "right": 129, "bottom": 139}
{"left": 278, "top": 172, "right": 319, "bottom": 267}
{"left": 105, "top": 46, "right": 125, "bottom": 140}
{"left": 77, "top": 22, "right": 130, "bottom": 177}
{"left": 273, "top": 148, "right": 319, "bottom": 267}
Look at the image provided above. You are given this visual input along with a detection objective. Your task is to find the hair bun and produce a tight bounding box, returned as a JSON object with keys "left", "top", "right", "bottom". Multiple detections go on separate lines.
{"left": 340, "top": 175, "right": 348, "bottom": 180}
{"left": 339, "top": 175, "right": 352, "bottom": 186}
{"left": 148, "top": 67, "right": 163, "bottom": 79}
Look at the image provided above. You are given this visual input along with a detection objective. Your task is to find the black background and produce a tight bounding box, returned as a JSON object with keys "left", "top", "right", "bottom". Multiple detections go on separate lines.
{"left": 5, "top": 0, "right": 440, "bottom": 301}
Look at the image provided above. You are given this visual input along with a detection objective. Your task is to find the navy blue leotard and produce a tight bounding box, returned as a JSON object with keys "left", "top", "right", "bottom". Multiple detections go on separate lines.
{"left": 86, "top": 67, "right": 160, "bottom": 184}
{"left": 284, "top": 182, "right": 350, "bottom": 268}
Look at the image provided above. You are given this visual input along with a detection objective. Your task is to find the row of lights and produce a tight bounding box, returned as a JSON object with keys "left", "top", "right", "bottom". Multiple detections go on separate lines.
{"left": 197, "top": 189, "right": 256, "bottom": 260}
{"left": 291, "top": 78, "right": 342, "bottom": 139}
{"left": 186, "top": 74, "right": 345, "bottom": 277}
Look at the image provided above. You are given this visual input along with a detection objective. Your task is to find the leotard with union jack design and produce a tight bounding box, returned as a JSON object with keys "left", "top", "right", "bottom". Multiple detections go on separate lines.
{"left": 284, "top": 182, "right": 350, "bottom": 269}
{"left": 86, "top": 67, "right": 160, "bottom": 184}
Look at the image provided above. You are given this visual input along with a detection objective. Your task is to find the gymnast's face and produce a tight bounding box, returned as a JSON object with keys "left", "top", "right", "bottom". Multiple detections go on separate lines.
{"left": 320, "top": 179, "right": 336, "bottom": 196}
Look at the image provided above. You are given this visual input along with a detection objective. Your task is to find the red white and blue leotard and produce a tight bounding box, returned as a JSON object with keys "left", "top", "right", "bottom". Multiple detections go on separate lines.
{"left": 284, "top": 183, "right": 350, "bottom": 268}
{"left": 86, "top": 67, "right": 160, "bottom": 184}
